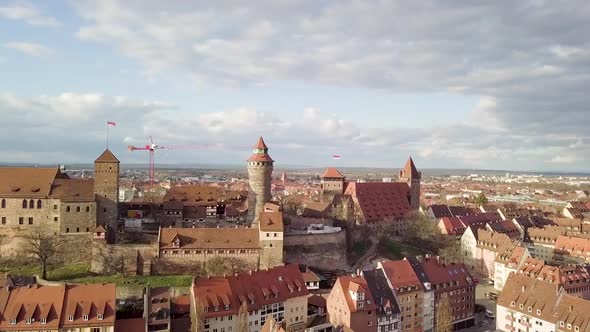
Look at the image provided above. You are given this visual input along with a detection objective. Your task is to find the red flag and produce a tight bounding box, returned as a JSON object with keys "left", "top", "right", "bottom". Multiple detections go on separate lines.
{"left": 107, "top": 121, "right": 116, "bottom": 126}
{"left": 333, "top": 155, "right": 341, "bottom": 159}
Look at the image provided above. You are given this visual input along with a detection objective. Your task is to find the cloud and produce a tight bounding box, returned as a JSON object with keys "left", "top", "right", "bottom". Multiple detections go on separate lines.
{"left": 0, "top": 2, "right": 60, "bottom": 27}
{"left": 4, "top": 42, "right": 53, "bottom": 57}
{"left": 0, "top": 92, "right": 176, "bottom": 163}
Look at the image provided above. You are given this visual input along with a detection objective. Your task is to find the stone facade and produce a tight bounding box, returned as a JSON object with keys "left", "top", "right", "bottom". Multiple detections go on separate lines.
{"left": 247, "top": 137, "right": 273, "bottom": 227}
{"left": 283, "top": 230, "right": 347, "bottom": 270}
{"left": 59, "top": 201, "right": 97, "bottom": 234}
{"left": 259, "top": 228, "right": 284, "bottom": 270}
{"left": 399, "top": 157, "right": 421, "bottom": 209}
{"left": 94, "top": 149, "right": 120, "bottom": 240}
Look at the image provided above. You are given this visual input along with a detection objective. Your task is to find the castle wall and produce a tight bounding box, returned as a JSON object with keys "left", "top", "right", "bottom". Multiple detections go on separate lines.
{"left": 283, "top": 230, "right": 347, "bottom": 270}
{"left": 59, "top": 201, "right": 97, "bottom": 234}
{"left": 91, "top": 242, "right": 157, "bottom": 275}
{"left": 156, "top": 249, "right": 260, "bottom": 275}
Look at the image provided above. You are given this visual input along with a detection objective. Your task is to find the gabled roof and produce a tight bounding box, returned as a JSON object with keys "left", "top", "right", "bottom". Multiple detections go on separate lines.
{"left": 400, "top": 157, "right": 420, "bottom": 179}
{"left": 333, "top": 276, "right": 377, "bottom": 313}
{"left": 380, "top": 259, "right": 422, "bottom": 290}
{"left": 95, "top": 149, "right": 120, "bottom": 163}
{"left": 363, "top": 268, "right": 401, "bottom": 316}
{"left": 497, "top": 274, "right": 562, "bottom": 322}
{"left": 345, "top": 182, "right": 411, "bottom": 222}
{"left": 322, "top": 168, "right": 345, "bottom": 179}
{"left": 0, "top": 167, "right": 59, "bottom": 198}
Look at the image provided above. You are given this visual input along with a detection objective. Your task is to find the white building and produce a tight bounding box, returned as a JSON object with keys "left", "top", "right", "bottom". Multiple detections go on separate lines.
{"left": 493, "top": 243, "right": 530, "bottom": 291}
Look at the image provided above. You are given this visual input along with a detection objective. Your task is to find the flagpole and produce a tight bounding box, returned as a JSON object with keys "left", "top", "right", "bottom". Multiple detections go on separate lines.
{"left": 106, "top": 121, "right": 109, "bottom": 149}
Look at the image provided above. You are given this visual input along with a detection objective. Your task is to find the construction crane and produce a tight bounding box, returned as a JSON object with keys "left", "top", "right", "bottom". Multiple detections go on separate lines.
{"left": 128, "top": 136, "right": 246, "bottom": 187}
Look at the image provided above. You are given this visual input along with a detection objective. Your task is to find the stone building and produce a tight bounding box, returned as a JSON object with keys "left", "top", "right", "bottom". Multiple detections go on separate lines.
{"left": 94, "top": 149, "right": 120, "bottom": 239}
{"left": 0, "top": 149, "right": 120, "bottom": 256}
{"left": 247, "top": 137, "right": 274, "bottom": 227}
{"left": 399, "top": 157, "right": 421, "bottom": 209}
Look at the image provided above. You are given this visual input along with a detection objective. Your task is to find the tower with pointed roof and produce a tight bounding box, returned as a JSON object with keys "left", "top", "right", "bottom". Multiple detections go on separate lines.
{"left": 399, "top": 157, "right": 421, "bottom": 209}
{"left": 94, "top": 149, "right": 120, "bottom": 241}
{"left": 247, "top": 137, "right": 274, "bottom": 227}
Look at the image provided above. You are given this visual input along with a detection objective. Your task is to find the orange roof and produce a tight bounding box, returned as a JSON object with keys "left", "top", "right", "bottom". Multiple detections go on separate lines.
{"left": 95, "top": 149, "right": 120, "bottom": 163}
{"left": 322, "top": 168, "right": 344, "bottom": 179}
{"left": 193, "top": 264, "right": 309, "bottom": 319}
{"left": 334, "top": 276, "right": 377, "bottom": 313}
{"left": 50, "top": 178, "right": 95, "bottom": 202}
{"left": 0, "top": 284, "right": 66, "bottom": 330}
{"left": 258, "top": 211, "right": 283, "bottom": 232}
{"left": 254, "top": 136, "right": 269, "bottom": 150}
{"left": 400, "top": 157, "right": 420, "bottom": 179}
{"left": 164, "top": 185, "right": 246, "bottom": 205}
{"left": 60, "top": 284, "right": 116, "bottom": 328}
{"left": 380, "top": 259, "right": 422, "bottom": 289}
{"left": 0, "top": 167, "right": 59, "bottom": 198}
{"left": 159, "top": 227, "right": 259, "bottom": 250}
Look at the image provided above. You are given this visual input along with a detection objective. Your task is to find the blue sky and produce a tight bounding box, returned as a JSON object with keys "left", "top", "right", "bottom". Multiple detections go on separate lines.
{"left": 1, "top": 1, "right": 589, "bottom": 172}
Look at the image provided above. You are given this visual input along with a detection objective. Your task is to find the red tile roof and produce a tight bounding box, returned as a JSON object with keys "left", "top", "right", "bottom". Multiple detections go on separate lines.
{"left": 419, "top": 259, "right": 475, "bottom": 288}
{"left": 60, "top": 284, "right": 116, "bottom": 328}
{"left": 192, "top": 264, "right": 309, "bottom": 319}
{"left": 159, "top": 227, "right": 259, "bottom": 250}
{"left": 0, "top": 167, "right": 59, "bottom": 198}
{"left": 258, "top": 211, "right": 283, "bottom": 232}
{"left": 380, "top": 260, "right": 422, "bottom": 290}
{"left": 335, "top": 276, "right": 377, "bottom": 313}
{"left": 440, "top": 217, "right": 466, "bottom": 236}
{"left": 345, "top": 182, "right": 411, "bottom": 222}
{"left": 322, "top": 168, "right": 345, "bottom": 179}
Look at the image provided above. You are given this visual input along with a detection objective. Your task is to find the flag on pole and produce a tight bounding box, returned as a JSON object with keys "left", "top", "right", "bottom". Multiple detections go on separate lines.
{"left": 107, "top": 121, "right": 116, "bottom": 126}
{"left": 333, "top": 155, "right": 341, "bottom": 160}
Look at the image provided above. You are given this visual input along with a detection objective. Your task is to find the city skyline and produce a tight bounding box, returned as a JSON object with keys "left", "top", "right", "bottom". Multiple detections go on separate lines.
{"left": 1, "top": 1, "right": 589, "bottom": 172}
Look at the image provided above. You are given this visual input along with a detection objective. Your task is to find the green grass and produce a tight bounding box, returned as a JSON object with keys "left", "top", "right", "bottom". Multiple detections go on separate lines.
{"left": 378, "top": 239, "right": 425, "bottom": 260}
{"left": 0, "top": 263, "right": 192, "bottom": 288}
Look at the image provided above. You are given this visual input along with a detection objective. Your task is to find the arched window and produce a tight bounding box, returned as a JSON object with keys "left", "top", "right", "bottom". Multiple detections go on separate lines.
{"left": 76, "top": 206, "right": 80, "bottom": 212}
{"left": 37, "top": 200, "right": 42, "bottom": 209}
{"left": 22, "top": 199, "right": 27, "bottom": 209}
{"left": 29, "top": 200, "right": 34, "bottom": 209}
{"left": 1, "top": 199, "right": 5, "bottom": 208}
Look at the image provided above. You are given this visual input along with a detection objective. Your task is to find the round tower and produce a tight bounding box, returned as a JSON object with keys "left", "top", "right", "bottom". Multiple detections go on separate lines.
{"left": 247, "top": 137, "right": 274, "bottom": 227}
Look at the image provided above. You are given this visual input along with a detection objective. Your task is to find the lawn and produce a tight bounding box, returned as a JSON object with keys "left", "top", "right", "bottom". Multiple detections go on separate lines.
{"left": 378, "top": 239, "right": 426, "bottom": 260}
{"left": 0, "top": 263, "right": 192, "bottom": 288}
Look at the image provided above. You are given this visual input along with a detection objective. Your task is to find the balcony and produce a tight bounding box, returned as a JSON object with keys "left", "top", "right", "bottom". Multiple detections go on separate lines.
{"left": 505, "top": 324, "right": 515, "bottom": 331}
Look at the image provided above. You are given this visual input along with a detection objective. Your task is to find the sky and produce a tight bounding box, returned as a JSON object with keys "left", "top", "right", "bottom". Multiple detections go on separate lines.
{"left": 0, "top": 1, "right": 589, "bottom": 172}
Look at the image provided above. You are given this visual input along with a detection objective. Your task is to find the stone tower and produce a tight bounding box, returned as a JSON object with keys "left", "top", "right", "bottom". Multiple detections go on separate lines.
{"left": 94, "top": 149, "right": 120, "bottom": 241}
{"left": 321, "top": 167, "right": 346, "bottom": 196}
{"left": 399, "top": 157, "right": 421, "bottom": 209}
{"left": 258, "top": 211, "right": 284, "bottom": 269}
{"left": 247, "top": 137, "right": 273, "bottom": 227}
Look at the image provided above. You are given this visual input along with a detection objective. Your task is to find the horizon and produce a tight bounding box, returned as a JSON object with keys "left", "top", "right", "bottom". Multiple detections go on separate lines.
{"left": 1, "top": 2, "right": 589, "bottom": 172}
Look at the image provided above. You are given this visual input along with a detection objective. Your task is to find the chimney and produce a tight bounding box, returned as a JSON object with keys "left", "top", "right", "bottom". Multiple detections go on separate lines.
{"left": 522, "top": 285, "right": 526, "bottom": 292}
{"left": 248, "top": 270, "right": 253, "bottom": 275}
{"left": 278, "top": 276, "right": 283, "bottom": 281}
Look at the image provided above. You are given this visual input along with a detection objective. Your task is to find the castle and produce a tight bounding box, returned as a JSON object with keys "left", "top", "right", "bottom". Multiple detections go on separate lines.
{"left": 318, "top": 157, "right": 421, "bottom": 233}
{"left": 0, "top": 149, "right": 119, "bottom": 256}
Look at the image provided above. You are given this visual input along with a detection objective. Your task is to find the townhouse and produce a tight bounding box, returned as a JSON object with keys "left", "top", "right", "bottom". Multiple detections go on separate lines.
{"left": 474, "top": 230, "right": 511, "bottom": 278}
{"left": 362, "top": 269, "right": 401, "bottom": 332}
{"left": 554, "top": 236, "right": 590, "bottom": 264}
{"left": 191, "top": 264, "right": 309, "bottom": 332}
{"left": 327, "top": 275, "right": 378, "bottom": 332}
{"left": 493, "top": 242, "right": 530, "bottom": 291}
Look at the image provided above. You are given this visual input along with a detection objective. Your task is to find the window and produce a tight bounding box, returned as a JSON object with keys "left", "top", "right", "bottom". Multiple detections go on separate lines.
{"left": 76, "top": 227, "right": 79, "bottom": 232}
{"left": 40, "top": 318, "right": 46, "bottom": 324}
{"left": 28, "top": 217, "right": 33, "bottom": 225}
{"left": 19, "top": 217, "right": 23, "bottom": 225}
{"left": 68, "top": 315, "right": 74, "bottom": 322}
{"left": 54, "top": 217, "right": 58, "bottom": 222}
{"left": 86, "top": 206, "right": 90, "bottom": 212}
{"left": 97, "top": 314, "right": 103, "bottom": 320}
{"left": 10, "top": 318, "right": 16, "bottom": 325}
{"left": 1, "top": 217, "right": 5, "bottom": 225}
{"left": 83, "top": 314, "right": 89, "bottom": 321}
{"left": 66, "top": 228, "right": 70, "bottom": 233}
{"left": 76, "top": 206, "right": 81, "bottom": 212}
{"left": 66, "top": 206, "right": 71, "bottom": 212}
{"left": 25, "top": 318, "right": 33, "bottom": 324}
{"left": 1, "top": 199, "right": 5, "bottom": 208}
{"left": 29, "top": 200, "right": 34, "bottom": 209}
{"left": 37, "top": 200, "right": 42, "bottom": 209}
{"left": 22, "top": 199, "right": 27, "bottom": 208}
{"left": 91, "top": 328, "right": 100, "bottom": 332}
{"left": 54, "top": 204, "right": 58, "bottom": 210}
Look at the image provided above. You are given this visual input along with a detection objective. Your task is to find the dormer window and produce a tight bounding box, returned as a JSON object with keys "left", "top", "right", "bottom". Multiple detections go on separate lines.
{"left": 519, "top": 304, "right": 523, "bottom": 309}
{"left": 40, "top": 318, "right": 46, "bottom": 324}
{"left": 225, "top": 304, "right": 230, "bottom": 310}
{"left": 528, "top": 307, "right": 532, "bottom": 312}
{"left": 26, "top": 318, "right": 33, "bottom": 324}
{"left": 214, "top": 306, "right": 219, "bottom": 312}
{"left": 83, "top": 314, "right": 89, "bottom": 321}
{"left": 11, "top": 318, "right": 16, "bottom": 325}
{"left": 97, "top": 314, "right": 103, "bottom": 320}
{"left": 68, "top": 315, "right": 74, "bottom": 322}
{"left": 536, "top": 309, "right": 541, "bottom": 315}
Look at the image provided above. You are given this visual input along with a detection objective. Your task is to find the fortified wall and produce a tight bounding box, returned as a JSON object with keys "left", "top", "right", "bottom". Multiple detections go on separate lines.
{"left": 283, "top": 229, "right": 347, "bottom": 270}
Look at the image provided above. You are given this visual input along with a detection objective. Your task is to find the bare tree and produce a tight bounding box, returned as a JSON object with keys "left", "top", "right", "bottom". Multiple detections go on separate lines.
{"left": 436, "top": 292, "right": 453, "bottom": 332}
{"left": 21, "top": 226, "right": 61, "bottom": 279}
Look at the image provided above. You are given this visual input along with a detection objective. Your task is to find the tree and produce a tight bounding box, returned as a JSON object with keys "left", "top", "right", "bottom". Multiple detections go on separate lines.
{"left": 436, "top": 292, "right": 453, "bottom": 332}
{"left": 205, "top": 256, "right": 248, "bottom": 277}
{"left": 21, "top": 226, "right": 61, "bottom": 279}
{"left": 474, "top": 193, "right": 489, "bottom": 206}
{"left": 439, "top": 241, "right": 462, "bottom": 264}
{"left": 237, "top": 301, "right": 249, "bottom": 332}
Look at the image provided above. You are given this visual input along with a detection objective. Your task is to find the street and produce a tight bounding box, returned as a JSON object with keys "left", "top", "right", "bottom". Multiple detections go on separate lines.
{"left": 460, "top": 275, "right": 498, "bottom": 332}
